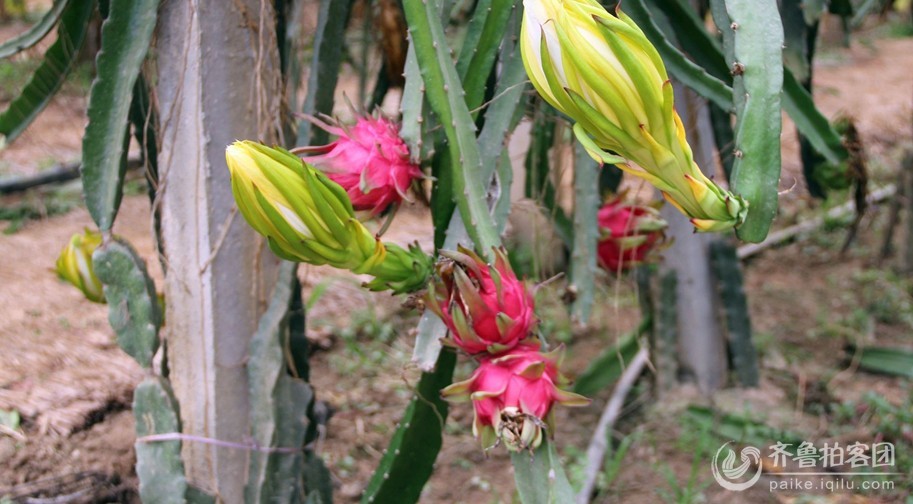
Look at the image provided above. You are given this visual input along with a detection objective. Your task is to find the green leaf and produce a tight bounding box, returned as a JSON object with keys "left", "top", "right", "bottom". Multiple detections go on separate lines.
{"left": 134, "top": 377, "right": 188, "bottom": 504}
{"left": 0, "top": 0, "right": 93, "bottom": 144}
{"left": 128, "top": 75, "right": 158, "bottom": 177}
{"left": 92, "top": 236, "right": 162, "bottom": 369}
{"left": 685, "top": 405, "right": 803, "bottom": 447}
{"left": 511, "top": 439, "right": 576, "bottom": 504}
{"left": 454, "top": 0, "right": 491, "bottom": 78}
{"left": 128, "top": 74, "right": 161, "bottom": 237}
{"left": 81, "top": 0, "right": 159, "bottom": 231}
{"left": 852, "top": 346, "right": 913, "bottom": 378}
{"left": 456, "top": 0, "right": 514, "bottom": 113}
{"left": 478, "top": 7, "right": 526, "bottom": 234}
{"left": 780, "top": 0, "right": 811, "bottom": 83}
{"left": 649, "top": 0, "right": 731, "bottom": 82}
{"left": 360, "top": 350, "right": 456, "bottom": 504}
{"left": 0, "top": 0, "right": 70, "bottom": 59}
{"left": 624, "top": 0, "right": 733, "bottom": 110}
{"left": 493, "top": 149, "right": 514, "bottom": 235}
{"left": 711, "top": 0, "right": 784, "bottom": 243}
{"left": 781, "top": 68, "right": 848, "bottom": 166}
{"left": 475, "top": 3, "right": 527, "bottom": 168}
{"left": 412, "top": 310, "right": 449, "bottom": 373}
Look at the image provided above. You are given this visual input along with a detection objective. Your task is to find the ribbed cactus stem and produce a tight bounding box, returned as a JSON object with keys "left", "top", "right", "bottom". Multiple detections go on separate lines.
{"left": 246, "top": 261, "right": 315, "bottom": 501}
{"left": 710, "top": 0, "right": 783, "bottom": 242}
{"left": 656, "top": 270, "right": 679, "bottom": 393}
{"left": 403, "top": 0, "right": 501, "bottom": 257}
{"left": 709, "top": 240, "right": 759, "bottom": 387}
{"left": 134, "top": 377, "right": 188, "bottom": 504}
{"left": 92, "top": 236, "right": 162, "bottom": 369}
{"left": 570, "top": 140, "right": 600, "bottom": 323}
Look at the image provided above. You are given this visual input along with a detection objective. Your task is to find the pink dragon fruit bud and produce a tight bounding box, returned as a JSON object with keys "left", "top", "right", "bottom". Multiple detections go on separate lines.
{"left": 597, "top": 196, "right": 667, "bottom": 272}
{"left": 425, "top": 246, "right": 536, "bottom": 356}
{"left": 442, "top": 343, "right": 589, "bottom": 451}
{"left": 296, "top": 114, "right": 423, "bottom": 215}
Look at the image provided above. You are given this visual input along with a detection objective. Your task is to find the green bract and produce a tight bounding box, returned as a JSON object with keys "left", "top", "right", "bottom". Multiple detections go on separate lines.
{"left": 226, "top": 141, "right": 432, "bottom": 294}
{"left": 520, "top": 0, "right": 748, "bottom": 232}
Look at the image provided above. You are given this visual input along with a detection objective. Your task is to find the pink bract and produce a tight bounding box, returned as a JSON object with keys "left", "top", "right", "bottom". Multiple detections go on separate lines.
{"left": 300, "top": 115, "right": 422, "bottom": 215}
{"left": 442, "top": 344, "right": 589, "bottom": 451}
{"left": 597, "top": 197, "right": 667, "bottom": 271}
{"left": 426, "top": 246, "right": 536, "bottom": 356}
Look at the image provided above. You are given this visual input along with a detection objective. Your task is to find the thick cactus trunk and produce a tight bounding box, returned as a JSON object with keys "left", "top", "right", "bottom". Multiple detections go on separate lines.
{"left": 155, "top": 1, "right": 282, "bottom": 499}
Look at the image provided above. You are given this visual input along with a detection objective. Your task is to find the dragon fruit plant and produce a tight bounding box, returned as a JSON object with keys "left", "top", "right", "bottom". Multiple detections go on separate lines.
{"left": 425, "top": 246, "right": 537, "bottom": 355}
{"left": 226, "top": 135, "right": 590, "bottom": 451}
{"left": 422, "top": 246, "right": 589, "bottom": 450}
{"left": 37, "top": 0, "right": 790, "bottom": 496}
{"left": 442, "top": 343, "right": 589, "bottom": 451}
{"left": 597, "top": 196, "right": 668, "bottom": 272}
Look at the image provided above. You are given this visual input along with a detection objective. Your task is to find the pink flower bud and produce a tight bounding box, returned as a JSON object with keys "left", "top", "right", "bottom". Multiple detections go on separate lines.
{"left": 298, "top": 115, "right": 423, "bottom": 215}
{"left": 442, "top": 344, "right": 589, "bottom": 451}
{"left": 597, "top": 196, "right": 667, "bottom": 271}
{"left": 426, "top": 246, "right": 536, "bottom": 355}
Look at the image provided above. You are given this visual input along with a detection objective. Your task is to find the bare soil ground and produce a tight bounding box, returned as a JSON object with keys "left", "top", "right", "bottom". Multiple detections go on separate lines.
{"left": 1, "top": 12, "right": 913, "bottom": 504}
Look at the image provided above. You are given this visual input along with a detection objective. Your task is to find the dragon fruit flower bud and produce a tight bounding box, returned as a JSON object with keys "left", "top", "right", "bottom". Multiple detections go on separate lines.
{"left": 442, "top": 344, "right": 590, "bottom": 451}
{"left": 425, "top": 246, "right": 536, "bottom": 356}
{"left": 597, "top": 197, "right": 667, "bottom": 271}
{"left": 297, "top": 114, "right": 423, "bottom": 216}
{"left": 226, "top": 141, "right": 433, "bottom": 294}
{"left": 56, "top": 228, "right": 105, "bottom": 303}
{"left": 226, "top": 140, "right": 384, "bottom": 271}
{"left": 520, "top": 0, "right": 748, "bottom": 232}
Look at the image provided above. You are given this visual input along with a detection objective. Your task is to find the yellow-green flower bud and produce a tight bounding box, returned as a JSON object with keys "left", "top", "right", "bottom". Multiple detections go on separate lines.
{"left": 56, "top": 229, "right": 105, "bottom": 303}
{"left": 521, "top": 0, "right": 748, "bottom": 232}
{"left": 227, "top": 140, "right": 385, "bottom": 273}
{"left": 226, "top": 141, "right": 432, "bottom": 294}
